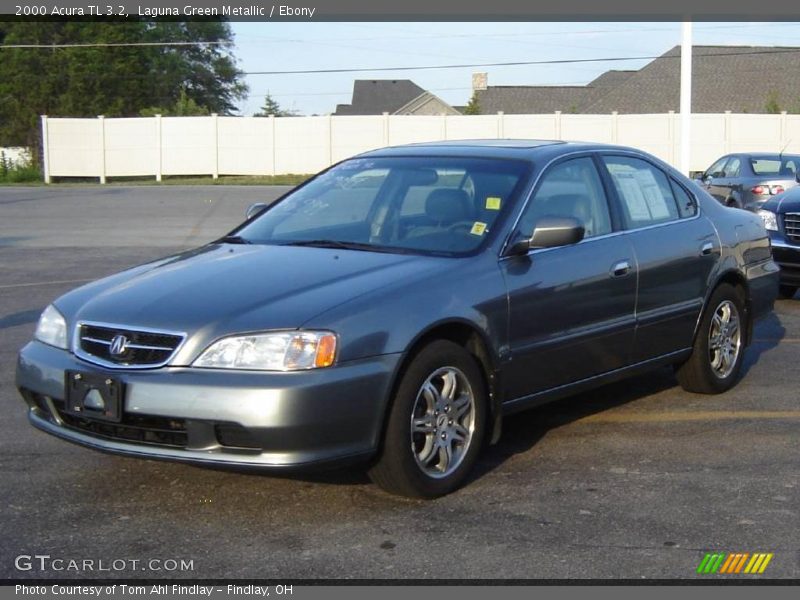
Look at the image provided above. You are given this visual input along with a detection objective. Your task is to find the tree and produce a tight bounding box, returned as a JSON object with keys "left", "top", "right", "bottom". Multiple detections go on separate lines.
{"left": 765, "top": 90, "right": 782, "bottom": 114}
{"left": 463, "top": 91, "right": 481, "bottom": 115}
{"left": 0, "top": 21, "right": 247, "bottom": 162}
{"left": 140, "top": 89, "right": 210, "bottom": 117}
{"left": 254, "top": 92, "right": 296, "bottom": 117}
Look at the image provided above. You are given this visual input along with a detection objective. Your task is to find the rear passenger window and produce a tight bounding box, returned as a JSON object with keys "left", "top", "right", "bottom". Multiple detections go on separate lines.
{"left": 602, "top": 156, "right": 680, "bottom": 229}
{"left": 670, "top": 180, "right": 698, "bottom": 218}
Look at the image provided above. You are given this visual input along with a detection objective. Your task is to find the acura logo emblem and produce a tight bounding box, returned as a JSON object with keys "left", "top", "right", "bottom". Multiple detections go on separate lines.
{"left": 109, "top": 334, "right": 129, "bottom": 357}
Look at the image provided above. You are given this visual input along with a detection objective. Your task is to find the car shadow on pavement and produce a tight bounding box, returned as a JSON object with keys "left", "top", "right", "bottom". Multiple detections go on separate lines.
{"left": 469, "top": 366, "right": 680, "bottom": 484}
{"left": 739, "top": 310, "right": 785, "bottom": 378}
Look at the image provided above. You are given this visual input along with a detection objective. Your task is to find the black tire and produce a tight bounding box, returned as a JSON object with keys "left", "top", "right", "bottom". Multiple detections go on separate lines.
{"left": 675, "top": 283, "right": 747, "bottom": 394}
{"left": 778, "top": 285, "right": 797, "bottom": 300}
{"left": 368, "top": 340, "right": 487, "bottom": 498}
{"left": 726, "top": 199, "right": 739, "bottom": 209}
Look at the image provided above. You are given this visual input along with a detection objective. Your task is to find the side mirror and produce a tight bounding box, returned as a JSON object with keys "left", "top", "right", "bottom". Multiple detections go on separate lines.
{"left": 507, "top": 216, "right": 585, "bottom": 255}
{"left": 246, "top": 202, "right": 267, "bottom": 220}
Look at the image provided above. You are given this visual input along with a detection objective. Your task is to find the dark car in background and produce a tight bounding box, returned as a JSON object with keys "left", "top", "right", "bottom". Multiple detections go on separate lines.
{"left": 17, "top": 140, "right": 779, "bottom": 498}
{"left": 697, "top": 152, "right": 800, "bottom": 211}
{"left": 758, "top": 187, "right": 800, "bottom": 298}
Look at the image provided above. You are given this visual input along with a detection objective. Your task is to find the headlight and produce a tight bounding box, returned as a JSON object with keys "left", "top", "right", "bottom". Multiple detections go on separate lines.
{"left": 193, "top": 331, "right": 337, "bottom": 371}
{"left": 758, "top": 209, "right": 778, "bottom": 231}
{"left": 34, "top": 304, "right": 68, "bottom": 349}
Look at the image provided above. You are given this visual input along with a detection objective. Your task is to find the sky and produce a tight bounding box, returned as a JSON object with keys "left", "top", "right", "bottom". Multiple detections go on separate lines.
{"left": 229, "top": 21, "right": 800, "bottom": 116}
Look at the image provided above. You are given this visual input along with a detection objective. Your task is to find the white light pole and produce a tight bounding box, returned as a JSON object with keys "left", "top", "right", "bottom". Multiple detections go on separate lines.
{"left": 680, "top": 21, "right": 693, "bottom": 176}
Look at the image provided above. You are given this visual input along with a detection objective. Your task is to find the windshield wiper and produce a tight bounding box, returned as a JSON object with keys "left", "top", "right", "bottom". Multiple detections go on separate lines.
{"left": 282, "top": 239, "right": 384, "bottom": 252}
{"left": 217, "top": 235, "right": 251, "bottom": 244}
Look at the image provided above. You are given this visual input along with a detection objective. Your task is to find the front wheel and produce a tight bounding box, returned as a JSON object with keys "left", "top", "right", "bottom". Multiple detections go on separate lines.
{"left": 675, "top": 283, "right": 747, "bottom": 394}
{"left": 368, "top": 340, "right": 487, "bottom": 498}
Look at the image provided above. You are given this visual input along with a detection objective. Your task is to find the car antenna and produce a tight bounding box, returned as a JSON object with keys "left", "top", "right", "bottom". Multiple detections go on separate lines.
{"left": 779, "top": 138, "right": 791, "bottom": 160}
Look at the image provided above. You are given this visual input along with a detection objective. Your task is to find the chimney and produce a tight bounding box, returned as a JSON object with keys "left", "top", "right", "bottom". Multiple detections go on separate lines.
{"left": 472, "top": 72, "right": 488, "bottom": 91}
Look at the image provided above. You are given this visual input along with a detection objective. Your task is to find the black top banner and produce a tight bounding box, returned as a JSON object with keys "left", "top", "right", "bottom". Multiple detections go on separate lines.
{"left": 3, "top": 0, "right": 800, "bottom": 20}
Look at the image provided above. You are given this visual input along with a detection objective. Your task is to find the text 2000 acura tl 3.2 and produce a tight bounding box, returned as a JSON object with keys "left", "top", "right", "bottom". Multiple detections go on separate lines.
{"left": 17, "top": 141, "right": 778, "bottom": 498}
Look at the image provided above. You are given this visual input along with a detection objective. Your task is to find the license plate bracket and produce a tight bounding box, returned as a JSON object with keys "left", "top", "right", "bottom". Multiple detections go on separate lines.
{"left": 64, "top": 371, "right": 124, "bottom": 423}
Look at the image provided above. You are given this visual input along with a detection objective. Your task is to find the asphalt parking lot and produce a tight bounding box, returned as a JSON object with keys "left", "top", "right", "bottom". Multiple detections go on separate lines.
{"left": 1, "top": 185, "right": 798, "bottom": 581}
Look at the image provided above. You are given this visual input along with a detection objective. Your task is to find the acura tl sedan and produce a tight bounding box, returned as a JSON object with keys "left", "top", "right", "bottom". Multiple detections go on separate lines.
{"left": 696, "top": 152, "right": 800, "bottom": 211}
{"left": 17, "top": 140, "right": 779, "bottom": 498}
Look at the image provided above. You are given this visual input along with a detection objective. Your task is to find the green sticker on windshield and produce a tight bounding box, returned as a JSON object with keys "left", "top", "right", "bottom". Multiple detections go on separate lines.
{"left": 486, "top": 197, "right": 501, "bottom": 210}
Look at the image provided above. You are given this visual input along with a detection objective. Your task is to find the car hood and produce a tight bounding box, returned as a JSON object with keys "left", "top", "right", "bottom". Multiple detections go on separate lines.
{"left": 768, "top": 189, "right": 800, "bottom": 213}
{"left": 59, "top": 243, "right": 448, "bottom": 353}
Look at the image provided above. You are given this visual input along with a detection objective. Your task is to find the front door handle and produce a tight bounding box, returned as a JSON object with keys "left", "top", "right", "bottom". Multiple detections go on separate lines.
{"left": 611, "top": 260, "right": 631, "bottom": 277}
{"left": 701, "top": 242, "right": 714, "bottom": 256}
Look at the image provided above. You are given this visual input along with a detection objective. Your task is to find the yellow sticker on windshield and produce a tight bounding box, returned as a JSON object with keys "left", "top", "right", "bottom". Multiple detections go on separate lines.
{"left": 470, "top": 222, "right": 487, "bottom": 236}
{"left": 486, "top": 196, "right": 502, "bottom": 210}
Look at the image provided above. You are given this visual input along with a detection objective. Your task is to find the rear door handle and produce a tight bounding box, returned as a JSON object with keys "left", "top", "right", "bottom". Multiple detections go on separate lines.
{"left": 611, "top": 260, "right": 631, "bottom": 277}
{"left": 701, "top": 242, "right": 714, "bottom": 256}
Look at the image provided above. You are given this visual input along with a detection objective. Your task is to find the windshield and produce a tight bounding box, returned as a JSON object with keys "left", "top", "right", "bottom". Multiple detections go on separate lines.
{"left": 750, "top": 155, "right": 800, "bottom": 177}
{"left": 234, "top": 156, "right": 529, "bottom": 255}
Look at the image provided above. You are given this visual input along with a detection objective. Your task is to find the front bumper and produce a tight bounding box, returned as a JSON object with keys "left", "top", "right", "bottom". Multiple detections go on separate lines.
{"left": 16, "top": 340, "right": 401, "bottom": 470}
{"left": 769, "top": 237, "right": 800, "bottom": 286}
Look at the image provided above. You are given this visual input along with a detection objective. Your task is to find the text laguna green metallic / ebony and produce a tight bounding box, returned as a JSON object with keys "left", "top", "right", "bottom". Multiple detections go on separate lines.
{"left": 17, "top": 140, "right": 779, "bottom": 498}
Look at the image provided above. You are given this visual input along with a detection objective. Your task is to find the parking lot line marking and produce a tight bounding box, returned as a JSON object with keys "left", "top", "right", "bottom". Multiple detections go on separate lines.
{"left": 577, "top": 410, "right": 800, "bottom": 424}
{"left": 0, "top": 278, "right": 93, "bottom": 290}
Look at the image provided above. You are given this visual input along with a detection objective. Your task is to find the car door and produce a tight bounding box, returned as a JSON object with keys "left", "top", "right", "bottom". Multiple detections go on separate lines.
{"left": 598, "top": 154, "right": 719, "bottom": 361}
{"left": 703, "top": 156, "right": 730, "bottom": 203}
{"left": 499, "top": 155, "right": 637, "bottom": 401}
{"left": 720, "top": 156, "right": 743, "bottom": 206}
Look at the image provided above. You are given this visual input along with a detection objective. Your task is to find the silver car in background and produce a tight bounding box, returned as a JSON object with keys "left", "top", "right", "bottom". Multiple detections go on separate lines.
{"left": 697, "top": 152, "right": 800, "bottom": 211}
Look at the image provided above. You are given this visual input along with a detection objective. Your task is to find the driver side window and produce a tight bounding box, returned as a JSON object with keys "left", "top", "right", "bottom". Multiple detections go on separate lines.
{"left": 517, "top": 157, "right": 612, "bottom": 240}
{"left": 706, "top": 157, "right": 729, "bottom": 178}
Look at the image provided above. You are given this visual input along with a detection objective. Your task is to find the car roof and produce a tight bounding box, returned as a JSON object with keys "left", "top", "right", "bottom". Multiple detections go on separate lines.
{"left": 732, "top": 152, "right": 800, "bottom": 158}
{"left": 356, "top": 139, "right": 631, "bottom": 161}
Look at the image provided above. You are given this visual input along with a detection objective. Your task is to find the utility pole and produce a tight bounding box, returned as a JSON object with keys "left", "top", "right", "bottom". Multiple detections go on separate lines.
{"left": 680, "top": 21, "right": 692, "bottom": 176}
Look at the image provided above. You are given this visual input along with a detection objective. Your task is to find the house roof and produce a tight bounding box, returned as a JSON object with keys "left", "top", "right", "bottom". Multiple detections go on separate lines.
{"left": 474, "top": 86, "right": 588, "bottom": 114}
{"left": 334, "top": 80, "right": 426, "bottom": 115}
{"left": 470, "top": 47, "right": 800, "bottom": 115}
{"left": 469, "top": 71, "right": 636, "bottom": 115}
{"left": 584, "top": 46, "right": 800, "bottom": 114}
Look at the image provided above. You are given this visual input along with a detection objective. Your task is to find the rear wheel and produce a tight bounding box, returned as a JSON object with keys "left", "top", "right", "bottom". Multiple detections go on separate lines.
{"left": 778, "top": 285, "right": 797, "bottom": 299}
{"left": 368, "top": 340, "right": 487, "bottom": 498}
{"left": 675, "top": 283, "right": 747, "bottom": 394}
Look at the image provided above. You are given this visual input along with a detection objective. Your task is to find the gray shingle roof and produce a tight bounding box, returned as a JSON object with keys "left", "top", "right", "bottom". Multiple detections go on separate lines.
{"left": 334, "top": 80, "right": 426, "bottom": 115}
{"left": 585, "top": 46, "right": 800, "bottom": 114}
{"left": 470, "top": 47, "right": 800, "bottom": 115}
{"left": 474, "top": 86, "right": 588, "bottom": 114}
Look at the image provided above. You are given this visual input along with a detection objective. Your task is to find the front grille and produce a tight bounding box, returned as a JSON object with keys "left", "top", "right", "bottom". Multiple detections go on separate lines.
{"left": 52, "top": 399, "right": 189, "bottom": 448}
{"left": 784, "top": 213, "right": 800, "bottom": 243}
{"left": 76, "top": 322, "right": 185, "bottom": 368}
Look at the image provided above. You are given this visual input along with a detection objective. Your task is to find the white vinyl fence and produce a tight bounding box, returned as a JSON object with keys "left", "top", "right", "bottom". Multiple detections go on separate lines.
{"left": 40, "top": 111, "right": 800, "bottom": 182}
